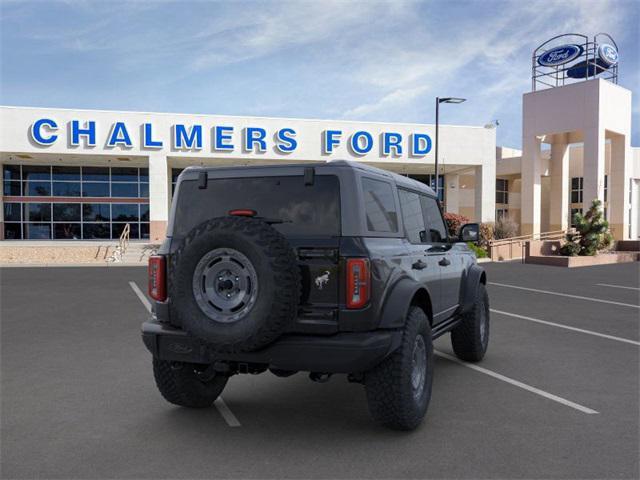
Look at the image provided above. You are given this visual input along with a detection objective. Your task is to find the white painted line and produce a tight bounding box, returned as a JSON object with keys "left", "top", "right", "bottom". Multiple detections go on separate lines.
{"left": 596, "top": 283, "right": 640, "bottom": 291}
{"left": 215, "top": 398, "right": 242, "bottom": 427}
{"left": 128, "top": 281, "right": 242, "bottom": 427}
{"left": 489, "top": 282, "right": 640, "bottom": 309}
{"left": 435, "top": 351, "right": 599, "bottom": 415}
{"left": 491, "top": 309, "right": 640, "bottom": 346}
{"left": 129, "top": 281, "right": 152, "bottom": 313}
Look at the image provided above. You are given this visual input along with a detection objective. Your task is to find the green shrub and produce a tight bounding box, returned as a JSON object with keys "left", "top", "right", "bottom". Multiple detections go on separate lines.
{"left": 467, "top": 242, "right": 488, "bottom": 258}
{"left": 559, "top": 199, "right": 613, "bottom": 256}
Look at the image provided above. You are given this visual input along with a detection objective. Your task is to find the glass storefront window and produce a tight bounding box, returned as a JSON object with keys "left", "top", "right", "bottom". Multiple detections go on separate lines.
{"left": 3, "top": 181, "right": 21, "bottom": 196}
{"left": 3, "top": 165, "right": 21, "bottom": 181}
{"left": 140, "top": 183, "right": 149, "bottom": 198}
{"left": 112, "top": 204, "right": 138, "bottom": 221}
{"left": 4, "top": 202, "right": 21, "bottom": 221}
{"left": 54, "top": 223, "right": 81, "bottom": 239}
{"left": 24, "top": 223, "right": 52, "bottom": 239}
{"left": 82, "top": 182, "right": 110, "bottom": 197}
{"left": 25, "top": 203, "right": 51, "bottom": 222}
{"left": 53, "top": 204, "right": 81, "bottom": 222}
{"left": 111, "top": 183, "right": 138, "bottom": 198}
{"left": 83, "top": 223, "right": 111, "bottom": 239}
{"left": 52, "top": 166, "right": 80, "bottom": 181}
{"left": 25, "top": 181, "right": 51, "bottom": 196}
{"left": 53, "top": 182, "right": 81, "bottom": 197}
{"left": 4, "top": 223, "right": 22, "bottom": 239}
{"left": 22, "top": 165, "right": 51, "bottom": 181}
{"left": 82, "top": 167, "right": 109, "bottom": 182}
{"left": 111, "top": 167, "right": 138, "bottom": 181}
{"left": 83, "top": 203, "right": 110, "bottom": 221}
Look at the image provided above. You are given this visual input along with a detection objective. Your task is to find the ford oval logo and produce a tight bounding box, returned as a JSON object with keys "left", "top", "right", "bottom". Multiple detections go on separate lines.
{"left": 598, "top": 44, "right": 618, "bottom": 66}
{"left": 538, "top": 44, "right": 583, "bottom": 67}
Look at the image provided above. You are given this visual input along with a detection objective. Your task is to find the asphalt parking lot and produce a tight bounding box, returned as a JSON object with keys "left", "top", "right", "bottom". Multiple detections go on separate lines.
{"left": 1, "top": 261, "right": 639, "bottom": 479}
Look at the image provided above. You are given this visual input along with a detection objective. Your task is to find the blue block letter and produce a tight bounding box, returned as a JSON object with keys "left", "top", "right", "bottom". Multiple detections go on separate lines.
{"left": 411, "top": 133, "right": 432, "bottom": 156}
{"left": 107, "top": 122, "right": 133, "bottom": 148}
{"left": 71, "top": 120, "right": 96, "bottom": 146}
{"left": 143, "top": 123, "right": 163, "bottom": 148}
{"left": 214, "top": 126, "right": 234, "bottom": 151}
{"left": 350, "top": 131, "right": 373, "bottom": 155}
{"left": 244, "top": 127, "right": 267, "bottom": 152}
{"left": 30, "top": 118, "right": 58, "bottom": 145}
{"left": 323, "top": 130, "right": 342, "bottom": 154}
{"left": 382, "top": 132, "right": 403, "bottom": 156}
{"left": 275, "top": 128, "right": 297, "bottom": 153}
{"left": 174, "top": 124, "right": 203, "bottom": 150}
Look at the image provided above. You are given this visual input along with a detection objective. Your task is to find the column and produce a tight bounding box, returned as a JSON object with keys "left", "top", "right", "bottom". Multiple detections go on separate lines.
{"left": 444, "top": 173, "right": 459, "bottom": 214}
{"left": 474, "top": 162, "right": 495, "bottom": 223}
{"left": 582, "top": 126, "right": 605, "bottom": 211}
{"left": 521, "top": 135, "right": 543, "bottom": 236}
{"left": 148, "top": 153, "right": 170, "bottom": 242}
{"left": 609, "top": 134, "right": 630, "bottom": 240}
{"left": 549, "top": 134, "right": 570, "bottom": 231}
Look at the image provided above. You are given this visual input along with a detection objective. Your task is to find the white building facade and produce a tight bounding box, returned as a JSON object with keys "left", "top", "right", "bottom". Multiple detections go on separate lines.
{"left": 0, "top": 106, "right": 496, "bottom": 242}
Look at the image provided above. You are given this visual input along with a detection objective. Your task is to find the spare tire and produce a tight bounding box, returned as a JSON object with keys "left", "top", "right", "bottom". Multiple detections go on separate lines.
{"left": 169, "top": 216, "right": 300, "bottom": 353}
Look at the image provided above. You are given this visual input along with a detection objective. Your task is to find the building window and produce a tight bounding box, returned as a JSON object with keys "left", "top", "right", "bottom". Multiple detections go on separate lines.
{"left": 2, "top": 164, "right": 150, "bottom": 240}
{"left": 604, "top": 175, "right": 608, "bottom": 203}
{"left": 496, "top": 208, "right": 509, "bottom": 220}
{"left": 171, "top": 168, "right": 185, "bottom": 195}
{"left": 571, "top": 177, "right": 583, "bottom": 203}
{"left": 406, "top": 174, "right": 445, "bottom": 202}
{"left": 496, "top": 178, "right": 508, "bottom": 204}
{"left": 570, "top": 208, "right": 583, "bottom": 228}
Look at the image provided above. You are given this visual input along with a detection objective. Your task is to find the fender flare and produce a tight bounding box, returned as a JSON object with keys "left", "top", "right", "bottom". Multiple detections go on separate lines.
{"left": 459, "top": 264, "right": 487, "bottom": 315}
{"left": 379, "top": 277, "right": 433, "bottom": 329}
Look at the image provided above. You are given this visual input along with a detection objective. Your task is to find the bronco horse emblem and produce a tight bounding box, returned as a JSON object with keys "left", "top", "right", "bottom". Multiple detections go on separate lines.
{"left": 314, "top": 271, "right": 331, "bottom": 290}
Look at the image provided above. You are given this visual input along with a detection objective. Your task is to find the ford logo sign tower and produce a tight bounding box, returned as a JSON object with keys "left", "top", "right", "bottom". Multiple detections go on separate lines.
{"left": 532, "top": 33, "right": 619, "bottom": 91}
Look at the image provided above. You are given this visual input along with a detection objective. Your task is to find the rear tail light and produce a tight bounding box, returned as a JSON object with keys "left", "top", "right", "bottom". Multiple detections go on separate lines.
{"left": 346, "top": 258, "right": 370, "bottom": 309}
{"left": 148, "top": 255, "right": 167, "bottom": 302}
{"left": 229, "top": 209, "right": 257, "bottom": 217}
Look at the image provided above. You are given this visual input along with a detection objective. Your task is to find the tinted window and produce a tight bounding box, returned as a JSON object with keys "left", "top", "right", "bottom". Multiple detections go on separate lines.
{"left": 174, "top": 175, "right": 341, "bottom": 238}
{"left": 4, "top": 203, "right": 21, "bottom": 221}
{"left": 52, "top": 166, "right": 80, "bottom": 181}
{"left": 3, "top": 181, "right": 21, "bottom": 196}
{"left": 23, "top": 165, "right": 50, "bottom": 181}
{"left": 3, "top": 165, "right": 21, "bottom": 181}
{"left": 25, "top": 181, "right": 51, "bottom": 196}
{"left": 83, "top": 203, "right": 110, "bottom": 221}
{"left": 24, "top": 203, "right": 51, "bottom": 222}
{"left": 82, "top": 167, "right": 109, "bottom": 182}
{"left": 54, "top": 223, "right": 81, "bottom": 239}
{"left": 24, "top": 223, "right": 51, "bottom": 239}
{"left": 53, "top": 203, "right": 81, "bottom": 221}
{"left": 113, "top": 222, "right": 139, "bottom": 239}
{"left": 140, "top": 183, "right": 149, "bottom": 198}
{"left": 361, "top": 177, "right": 398, "bottom": 233}
{"left": 112, "top": 204, "right": 139, "bottom": 221}
{"left": 420, "top": 196, "right": 448, "bottom": 243}
{"left": 82, "top": 182, "right": 109, "bottom": 197}
{"left": 111, "top": 183, "right": 139, "bottom": 197}
{"left": 83, "top": 223, "right": 110, "bottom": 239}
{"left": 111, "top": 167, "right": 138, "bottom": 181}
{"left": 53, "top": 182, "right": 81, "bottom": 197}
{"left": 4, "top": 222, "right": 22, "bottom": 239}
{"left": 398, "top": 189, "right": 426, "bottom": 244}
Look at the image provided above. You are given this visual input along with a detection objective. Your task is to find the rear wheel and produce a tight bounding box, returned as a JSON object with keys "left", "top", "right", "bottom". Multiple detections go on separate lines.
{"left": 152, "top": 358, "right": 228, "bottom": 408}
{"left": 451, "top": 283, "right": 490, "bottom": 362}
{"left": 364, "top": 306, "right": 433, "bottom": 430}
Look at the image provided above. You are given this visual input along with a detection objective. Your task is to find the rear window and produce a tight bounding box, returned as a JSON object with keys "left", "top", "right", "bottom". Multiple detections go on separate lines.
{"left": 173, "top": 175, "right": 340, "bottom": 238}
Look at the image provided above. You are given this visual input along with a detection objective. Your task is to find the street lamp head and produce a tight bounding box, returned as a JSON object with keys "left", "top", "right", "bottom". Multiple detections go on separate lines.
{"left": 438, "top": 97, "right": 466, "bottom": 104}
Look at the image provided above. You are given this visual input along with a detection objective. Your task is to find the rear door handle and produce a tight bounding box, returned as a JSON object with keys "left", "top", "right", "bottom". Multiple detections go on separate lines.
{"left": 438, "top": 257, "right": 451, "bottom": 267}
{"left": 412, "top": 260, "right": 427, "bottom": 270}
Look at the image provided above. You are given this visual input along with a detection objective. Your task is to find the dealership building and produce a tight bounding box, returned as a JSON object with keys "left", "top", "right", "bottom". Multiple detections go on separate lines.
{"left": 0, "top": 34, "right": 638, "bottom": 244}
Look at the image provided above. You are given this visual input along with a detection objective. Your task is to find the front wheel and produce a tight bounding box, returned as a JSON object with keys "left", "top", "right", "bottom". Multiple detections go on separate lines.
{"left": 364, "top": 306, "right": 433, "bottom": 430}
{"left": 451, "top": 283, "right": 490, "bottom": 362}
{"left": 152, "top": 359, "right": 228, "bottom": 408}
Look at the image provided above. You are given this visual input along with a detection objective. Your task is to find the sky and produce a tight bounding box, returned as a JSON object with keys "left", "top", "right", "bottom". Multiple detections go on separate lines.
{"left": 1, "top": 0, "right": 638, "bottom": 149}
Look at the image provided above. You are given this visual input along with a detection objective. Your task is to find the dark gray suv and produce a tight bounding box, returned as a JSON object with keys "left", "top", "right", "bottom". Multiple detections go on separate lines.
{"left": 142, "top": 160, "right": 489, "bottom": 430}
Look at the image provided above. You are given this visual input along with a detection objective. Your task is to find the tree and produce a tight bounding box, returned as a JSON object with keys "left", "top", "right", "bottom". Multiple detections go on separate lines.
{"left": 560, "top": 199, "right": 613, "bottom": 256}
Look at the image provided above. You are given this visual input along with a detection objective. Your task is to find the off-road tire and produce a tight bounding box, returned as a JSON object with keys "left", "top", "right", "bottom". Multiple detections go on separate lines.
{"left": 152, "top": 358, "right": 228, "bottom": 408}
{"left": 170, "top": 216, "right": 300, "bottom": 353}
{"left": 451, "top": 283, "right": 490, "bottom": 362}
{"left": 364, "top": 306, "right": 433, "bottom": 431}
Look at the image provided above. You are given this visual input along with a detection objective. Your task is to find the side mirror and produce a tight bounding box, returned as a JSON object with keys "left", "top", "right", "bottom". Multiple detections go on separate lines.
{"left": 459, "top": 223, "right": 480, "bottom": 243}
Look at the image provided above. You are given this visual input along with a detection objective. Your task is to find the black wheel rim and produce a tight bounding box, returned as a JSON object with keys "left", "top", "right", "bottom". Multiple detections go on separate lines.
{"left": 192, "top": 248, "right": 259, "bottom": 323}
{"left": 411, "top": 335, "right": 427, "bottom": 401}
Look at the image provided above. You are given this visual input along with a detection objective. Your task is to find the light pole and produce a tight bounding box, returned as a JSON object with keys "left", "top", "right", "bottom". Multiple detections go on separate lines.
{"left": 435, "top": 97, "right": 466, "bottom": 202}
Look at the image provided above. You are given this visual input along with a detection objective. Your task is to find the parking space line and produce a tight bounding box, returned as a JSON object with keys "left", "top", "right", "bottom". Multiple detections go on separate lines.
{"left": 128, "top": 281, "right": 242, "bottom": 427}
{"left": 491, "top": 309, "right": 640, "bottom": 346}
{"left": 215, "top": 398, "right": 241, "bottom": 427}
{"left": 489, "top": 282, "right": 640, "bottom": 309}
{"left": 596, "top": 283, "right": 640, "bottom": 291}
{"left": 435, "top": 351, "right": 599, "bottom": 415}
{"left": 129, "top": 281, "right": 152, "bottom": 312}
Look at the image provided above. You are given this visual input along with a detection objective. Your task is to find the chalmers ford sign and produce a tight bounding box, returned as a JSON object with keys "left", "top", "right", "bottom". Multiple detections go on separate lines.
{"left": 29, "top": 118, "right": 434, "bottom": 157}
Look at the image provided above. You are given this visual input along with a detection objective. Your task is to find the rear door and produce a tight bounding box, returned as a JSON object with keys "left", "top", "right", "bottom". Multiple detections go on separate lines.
{"left": 397, "top": 188, "right": 443, "bottom": 318}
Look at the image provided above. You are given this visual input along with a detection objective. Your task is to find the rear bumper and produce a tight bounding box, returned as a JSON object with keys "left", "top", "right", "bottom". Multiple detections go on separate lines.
{"left": 141, "top": 320, "right": 402, "bottom": 374}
